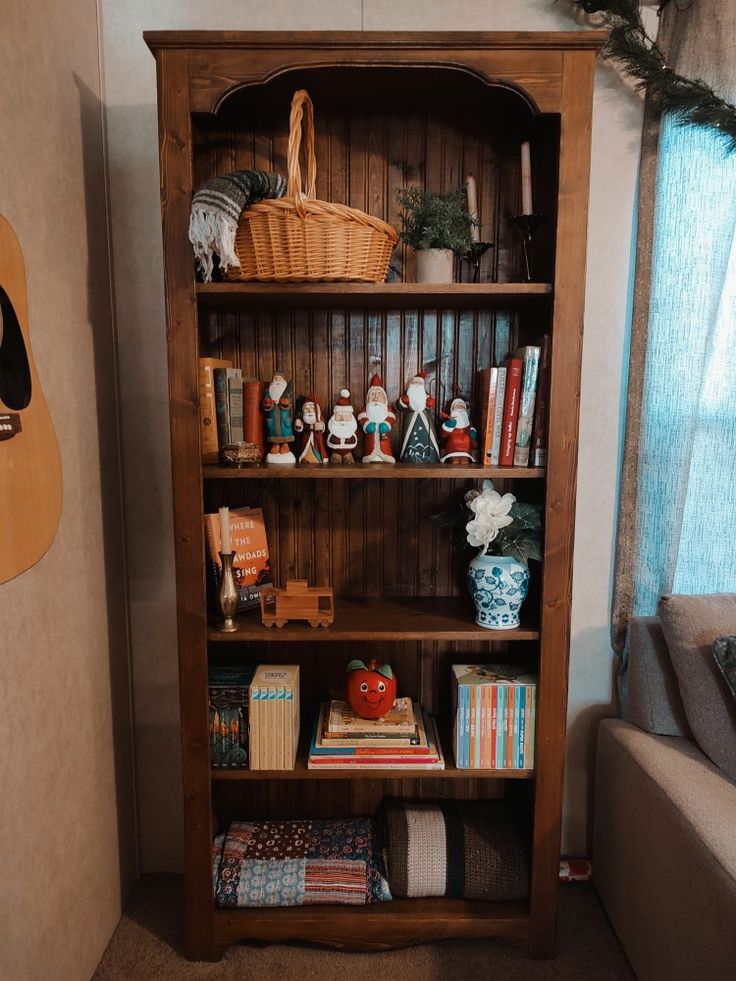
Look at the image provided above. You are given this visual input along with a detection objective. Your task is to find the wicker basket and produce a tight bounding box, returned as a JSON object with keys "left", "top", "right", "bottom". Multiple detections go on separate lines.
{"left": 227, "top": 90, "right": 398, "bottom": 283}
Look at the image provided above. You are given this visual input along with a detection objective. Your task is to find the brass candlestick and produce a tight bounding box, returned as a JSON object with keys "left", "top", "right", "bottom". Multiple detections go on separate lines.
{"left": 217, "top": 551, "right": 239, "bottom": 632}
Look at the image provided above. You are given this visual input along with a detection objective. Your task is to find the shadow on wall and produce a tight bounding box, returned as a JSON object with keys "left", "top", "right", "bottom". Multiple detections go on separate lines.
{"left": 564, "top": 626, "right": 620, "bottom": 856}
{"left": 74, "top": 73, "right": 139, "bottom": 901}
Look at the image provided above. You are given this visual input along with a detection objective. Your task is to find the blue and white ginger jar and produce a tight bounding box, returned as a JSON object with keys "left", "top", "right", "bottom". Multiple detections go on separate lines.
{"left": 467, "top": 552, "right": 530, "bottom": 629}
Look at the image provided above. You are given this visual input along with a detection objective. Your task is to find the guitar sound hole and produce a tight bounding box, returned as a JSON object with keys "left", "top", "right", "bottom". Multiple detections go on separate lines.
{"left": 0, "top": 285, "right": 31, "bottom": 411}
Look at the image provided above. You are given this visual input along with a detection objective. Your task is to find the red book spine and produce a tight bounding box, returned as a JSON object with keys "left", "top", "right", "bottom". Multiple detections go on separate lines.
{"left": 499, "top": 358, "right": 523, "bottom": 466}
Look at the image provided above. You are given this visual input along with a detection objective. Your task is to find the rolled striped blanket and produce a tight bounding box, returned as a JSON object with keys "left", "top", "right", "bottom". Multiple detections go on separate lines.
{"left": 381, "top": 799, "right": 529, "bottom": 900}
{"left": 189, "top": 169, "right": 286, "bottom": 281}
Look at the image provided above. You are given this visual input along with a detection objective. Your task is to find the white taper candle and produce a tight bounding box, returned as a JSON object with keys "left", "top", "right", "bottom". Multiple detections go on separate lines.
{"left": 521, "top": 142, "right": 533, "bottom": 216}
{"left": 465, "top": 174, "right": 480, "bottom": 243}
{"left": 219, "top": 506, "right": 232, "bottom": 554}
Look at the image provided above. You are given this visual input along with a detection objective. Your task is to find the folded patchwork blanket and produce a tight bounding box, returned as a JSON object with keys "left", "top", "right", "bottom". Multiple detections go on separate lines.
{"left": 381, "top": 799, "right": 529, "bottom": 901}
{"left": 212, "top": 818, "right": 391, "bottom": 907}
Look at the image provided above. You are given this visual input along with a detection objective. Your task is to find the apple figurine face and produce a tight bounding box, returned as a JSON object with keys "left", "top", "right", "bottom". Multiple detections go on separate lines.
{"left": 346, "top": 659, "right": 397, "bottom": 720}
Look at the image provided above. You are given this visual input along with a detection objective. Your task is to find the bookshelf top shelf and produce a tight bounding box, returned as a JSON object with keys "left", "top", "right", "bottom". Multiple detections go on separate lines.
{"left": 196, "top": 282, "right": 553, "bottom": 310}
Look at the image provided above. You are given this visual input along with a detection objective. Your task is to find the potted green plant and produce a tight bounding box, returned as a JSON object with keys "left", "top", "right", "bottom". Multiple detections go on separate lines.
{"left": 431, "top": 480, "right": 542, "bottom": 629}
{"left": 396, "top": 186, "right": 475, "bottom": 283}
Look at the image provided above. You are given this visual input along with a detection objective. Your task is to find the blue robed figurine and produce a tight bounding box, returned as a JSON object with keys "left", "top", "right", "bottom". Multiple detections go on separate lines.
{"left": 262, "top": 370, "right": 297, "bottom": 465}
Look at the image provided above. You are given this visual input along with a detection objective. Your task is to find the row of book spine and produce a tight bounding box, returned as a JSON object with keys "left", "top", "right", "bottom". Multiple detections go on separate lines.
{"left": 477, "top": 335, "right": 550, "bottom": 467}
{"left": 248, "top": 665, "right": 300, "bottom": 771}
{"left": 453, "top": 680, "right": 537, "bottom": 770}
{"left": 199, "top": 358, "right": 263, "bottom": 463}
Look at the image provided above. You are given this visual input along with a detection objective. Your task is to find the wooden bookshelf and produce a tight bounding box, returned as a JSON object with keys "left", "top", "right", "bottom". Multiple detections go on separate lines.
{"left": 148, "top": 29, "right": 601, "bottom": 962}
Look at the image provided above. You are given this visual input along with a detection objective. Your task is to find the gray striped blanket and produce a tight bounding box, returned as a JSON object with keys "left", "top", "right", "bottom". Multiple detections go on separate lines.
{"left": 189, "top": 170, "right": 286, "bottom": 281}
{"left": 382, "top": 799, "right": 529, "bottom": 900}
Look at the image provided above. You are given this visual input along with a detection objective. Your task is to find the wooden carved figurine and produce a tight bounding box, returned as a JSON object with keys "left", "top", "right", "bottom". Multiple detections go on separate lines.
{"left": 396, "top": 371, "right": 440, "bottom": 463}
{"left": 262, "top": 370, "right": 296, "bottom": 464}
{"left": 358, "top": 374, "right": 396, "bottom": 463}
{"left": 326, "top": 389, "right": 358, "bottom": 464}
{"left": 440, "top": 395, "right": 478, "bottom": 464}
{"left": 294, "top": 393, "right": 327, "bottom": 464}
{"left": 260, "top": 579, "right": 334, "bottom": 628}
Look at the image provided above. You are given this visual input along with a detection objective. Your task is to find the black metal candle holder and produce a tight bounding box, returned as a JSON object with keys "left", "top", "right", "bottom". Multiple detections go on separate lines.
{"left": 509, "top": 214, "right": 542, "bottom": 282}
{"left": 463, "top": 241, "right": 494, "bottom": 283}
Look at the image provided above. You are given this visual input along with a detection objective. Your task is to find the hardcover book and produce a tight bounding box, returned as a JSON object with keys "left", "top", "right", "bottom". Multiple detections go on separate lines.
{"left": 531, "top": 334, "right": 551, "bottom": 467}
{"left": 198, "top": 357, "right": 232, "bottom": 463}
{"left": 208, "top": 665, "right": 256, "bottom": 768}
{"left": 204, "top": 506, "right": 272, "bottom": 612}
{"left": 513, "top": 345, "right": 541, "bottom": 466}
{"left": 248, "top": 665, "right": 300, "bottom": 771}
{"left": 326, "top": 697, "right": 416, "bottom": 735}
{"left": 499, "top": 358, "right": 523, "bottom": 466}
{"left": 214, "top": 366, "right": 243, "bottom": 450}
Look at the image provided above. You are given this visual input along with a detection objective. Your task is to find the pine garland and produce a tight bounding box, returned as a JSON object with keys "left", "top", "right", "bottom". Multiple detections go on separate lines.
{"left": 572, "top": 0, "right": 736, "bottom": 151}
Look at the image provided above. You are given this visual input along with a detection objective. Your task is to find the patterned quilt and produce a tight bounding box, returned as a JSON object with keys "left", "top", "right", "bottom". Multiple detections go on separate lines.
{"left": 212, "top": 818, "right": 392, "bottom": 907}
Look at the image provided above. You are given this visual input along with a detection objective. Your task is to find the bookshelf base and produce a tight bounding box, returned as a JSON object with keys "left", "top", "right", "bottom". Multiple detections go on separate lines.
{"left": 212, "top": 898, "right": 529, "bottom": 951}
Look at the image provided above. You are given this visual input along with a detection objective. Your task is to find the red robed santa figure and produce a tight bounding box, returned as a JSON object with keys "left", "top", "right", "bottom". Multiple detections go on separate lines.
{"left": 358, "top": 374, "right": 396, "bottom": 463}
{"left": 396, "top": 371, "right": 440, "bottom": 464}
{"left": 440, "top": 395, "right": 478, "bottom": 464}
{"left": 294, "top": 393, "right": 328, "bottom": 464}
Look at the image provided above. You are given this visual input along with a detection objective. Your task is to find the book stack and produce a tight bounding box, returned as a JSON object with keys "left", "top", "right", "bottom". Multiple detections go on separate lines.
{"left": 208, "top": 665, "right": 256, "bottom": 768}
{"left": 248, "top": 665, "right": 300, "bottom": 770}
{"left": 476, "top": 335, "right": 550, "bottom": 467}
{"left": 452, "top": 664, "right": 537, "bottom": 770}
{"left": 308, "top": 698, "right": 445, "bottom": 770}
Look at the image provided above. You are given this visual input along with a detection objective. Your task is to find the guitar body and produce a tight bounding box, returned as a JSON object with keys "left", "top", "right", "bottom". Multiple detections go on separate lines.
{"left": 0, "top": 215, "right": 63, "bottom": 584}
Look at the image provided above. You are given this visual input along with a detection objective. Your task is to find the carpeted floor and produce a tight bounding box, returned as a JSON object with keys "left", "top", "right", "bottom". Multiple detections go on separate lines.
{"left": 94, "top": 875, "right": 634, "bottom": 980}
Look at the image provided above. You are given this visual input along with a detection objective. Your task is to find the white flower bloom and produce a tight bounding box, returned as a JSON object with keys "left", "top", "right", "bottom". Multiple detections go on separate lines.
{"left": 465, "top": 486, "right": 515, "bottom": 552}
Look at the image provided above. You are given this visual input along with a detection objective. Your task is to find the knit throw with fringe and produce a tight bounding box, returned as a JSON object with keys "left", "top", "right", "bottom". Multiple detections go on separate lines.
{"left": 188, "top": 170, "right": 286, "bottom": 281}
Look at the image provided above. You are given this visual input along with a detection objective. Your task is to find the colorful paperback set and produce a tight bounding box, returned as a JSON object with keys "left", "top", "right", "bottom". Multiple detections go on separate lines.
{"left": 248, "top": 665, "right": 300, "bottom": 770}
{"left": 451, "top": 664, "right": 537, "bottom": 769}
{"left": 308, "top": 700, "right": 445, "bottom": 770}
{"left": 208, "top": 665, "right": 256, "bottom": 768}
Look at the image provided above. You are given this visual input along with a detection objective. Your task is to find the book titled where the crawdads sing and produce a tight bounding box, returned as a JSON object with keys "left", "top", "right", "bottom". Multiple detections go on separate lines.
{"left": 204, "top": 506, "right": 271, "bottom": 612}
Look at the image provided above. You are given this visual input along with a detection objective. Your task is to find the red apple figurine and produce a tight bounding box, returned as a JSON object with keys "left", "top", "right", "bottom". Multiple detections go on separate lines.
{"left": 346, "top": 659, "right": 397, "bottom": 720}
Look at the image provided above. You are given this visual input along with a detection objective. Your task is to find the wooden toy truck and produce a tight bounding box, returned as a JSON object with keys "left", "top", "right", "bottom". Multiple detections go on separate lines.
{"left": 260, "top": 579, "right": 334, "bottom": 628}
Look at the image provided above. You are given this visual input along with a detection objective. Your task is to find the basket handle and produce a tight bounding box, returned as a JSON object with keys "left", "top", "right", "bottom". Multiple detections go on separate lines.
{"left": 287, "top": 90, "right": 317, "bottom": 217}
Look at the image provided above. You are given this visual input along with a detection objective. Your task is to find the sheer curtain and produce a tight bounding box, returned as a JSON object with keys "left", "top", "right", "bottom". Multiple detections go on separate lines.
{"left": 612, "top": 1, "right": 736, "bottom": 651}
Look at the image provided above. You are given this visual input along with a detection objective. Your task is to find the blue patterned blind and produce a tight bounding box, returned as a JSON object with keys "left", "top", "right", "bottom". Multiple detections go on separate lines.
{"left": 633, "top": 117, "right": 736, "bottom": 615}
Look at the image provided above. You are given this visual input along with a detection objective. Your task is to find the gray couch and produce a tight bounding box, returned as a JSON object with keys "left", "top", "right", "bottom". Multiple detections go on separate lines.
{"left": 594, "top": 595, "right": 736, "bottom": 981}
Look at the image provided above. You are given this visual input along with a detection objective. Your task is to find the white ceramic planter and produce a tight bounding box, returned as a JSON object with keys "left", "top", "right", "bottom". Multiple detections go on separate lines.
{"left": 415, "top": 248, "right": 454, "bottom": 284}
{"left": 467, "top": 552, "right": 530, "bottom": 630}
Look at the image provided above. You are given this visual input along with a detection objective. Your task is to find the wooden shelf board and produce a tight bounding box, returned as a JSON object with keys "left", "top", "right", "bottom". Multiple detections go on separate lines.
{"left": 196, "top": 282, "right": 552, "bottom": 310}
{"left": 203, "top": 463, "right": 545, "bottom": 480}
{"left": 212, "top": 757, "right": 533, "bottom": 782}
{"left": 213, "top": 897, "right": 529, "bottom": 948}
{"left": 208, "top": 596, "right": 539, "bottom": 642}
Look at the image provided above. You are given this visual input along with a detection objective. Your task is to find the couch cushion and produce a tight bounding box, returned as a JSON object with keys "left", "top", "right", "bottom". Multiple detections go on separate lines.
{"left": 658, "top": 594, "right": 736, "bottom": 782}
{"left": 620, "top": 616, "right": 690, "bottom": 736}
{"left": 713, "top": 635, "right": 736, "bottom": 703}
{"left": 595, "top": 719, "right": 736, "bottom": 981}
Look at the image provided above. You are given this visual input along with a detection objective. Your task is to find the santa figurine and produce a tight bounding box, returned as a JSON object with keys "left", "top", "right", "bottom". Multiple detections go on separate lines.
{"left": 294, "top": 393, "right": 327, "bottom": 464}
{"left": 396, "top": 371, "right": 441, "bottom": 464}
{"left": 358, "top": 374, "right": 396, "bottom": 464}
{"left": 326, "top": 389, "right": 358, "bottom": 464}
{"left": 261, "top": 370, "right": 296, "bottom": 465}
{"left": 440, "top": 394, "right": 478, "bottom": 464}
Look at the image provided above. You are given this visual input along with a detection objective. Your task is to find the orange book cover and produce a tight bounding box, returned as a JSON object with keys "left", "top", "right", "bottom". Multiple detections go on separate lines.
{"left": 204, "top": 506, "right": 272, "bottom": 612}
{"left": 198, "top": 357, "right": 232, "bottom": 462}
{"left": 476, "top": 367, "right": 499, "bottom": 465}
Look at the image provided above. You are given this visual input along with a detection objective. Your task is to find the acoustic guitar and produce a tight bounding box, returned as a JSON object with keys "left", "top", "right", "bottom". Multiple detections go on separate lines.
{"left": 0, "top": 215, "right": 62, "bottom": 583}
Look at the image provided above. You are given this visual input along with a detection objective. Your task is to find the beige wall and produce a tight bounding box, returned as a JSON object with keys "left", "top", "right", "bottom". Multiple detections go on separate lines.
{"left": 0, "top": 3, "right": 137, "bottom": 979}
{"left": 100, "top": 0, "right": 648, "bottom": 865}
